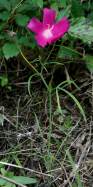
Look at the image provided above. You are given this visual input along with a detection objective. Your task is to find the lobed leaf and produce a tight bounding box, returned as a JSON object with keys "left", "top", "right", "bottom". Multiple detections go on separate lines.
{"left": 2, "top": 43, "right": 20, "bottom": 59}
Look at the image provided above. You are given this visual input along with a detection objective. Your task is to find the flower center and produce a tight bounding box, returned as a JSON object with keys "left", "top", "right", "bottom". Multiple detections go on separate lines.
{"left": 42, "top": 25, "right": 54, "bottom": 39}
{"left": 43, "top": 28, "right": 53, "bottom": 39}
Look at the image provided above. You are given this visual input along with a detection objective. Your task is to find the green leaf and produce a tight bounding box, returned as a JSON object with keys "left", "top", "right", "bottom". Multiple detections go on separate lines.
{"left": 69, "top": 17, "right": 93, "bottom": 44}
{"left": 61, "top": 0, "right": 67, "bottom": 7}
{"left": 12, "top": 176, "right": 37, "bottom": 184}
{"left": 2, "top": 43, "right": 20, "bottom": 59}
{"left": 58, "top": 46, "right": 80, "bottom": 59}
{"left": 15, "top": 14, "right": 29, "bottom": 27}
{"left": 37, "top": 0, "right": 43, "bottom": 8}
{"left": 51, "top": 3, "right": 58, "bottom": 11}
{"left": 0, "top": 11, "right": 10, "bottom": 21}
{"left": 0, "top": 75, "right": 8, "bottom": 87}
{"left": 0, "top": 0, "right": 11, "bottom": 11}
{"left": 84, "top": 55, "right": 93, "bottom": 72}
{"left": 18, "top": 36, "right": 31, "bottom": 47}
{"left": 71, "top": 0, "right": 84, "bottom": 17}
{"left": 0, "top": 178, "right": 7, "bottom": 185}
{"left": 10, "top": 0, "right": 19, "bottom": 9}
{"left": 32, "top": 0, "right": 43, "bottom": 8}
{"left": 5, "top": 182, "right": 16, "bottom": 187}
{"left": 16, "top": 0, "right": 33, "bottom": 13}
{"left": 0, "top": 176, "right": 37, "bottom": 185}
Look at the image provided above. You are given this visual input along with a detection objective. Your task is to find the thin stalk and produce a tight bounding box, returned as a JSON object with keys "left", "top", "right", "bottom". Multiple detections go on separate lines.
{"left": 20, "top": 50, "right": 49, "bottom": 90}
{"left": 47, "top": 86, "right": 52, "bottom": 170}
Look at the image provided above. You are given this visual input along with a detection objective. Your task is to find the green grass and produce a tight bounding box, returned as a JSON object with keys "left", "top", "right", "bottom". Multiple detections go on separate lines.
{"left": 0, "top": 0, "right": 93, "bottom": 185}
{"left": 1, "top": 43, "right": 92, "bottom": 186}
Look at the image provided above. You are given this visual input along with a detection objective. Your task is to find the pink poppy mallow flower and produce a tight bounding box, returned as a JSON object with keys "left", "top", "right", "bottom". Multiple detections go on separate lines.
{"left": 27, "top": 8, "right": 70, "bottom": 47}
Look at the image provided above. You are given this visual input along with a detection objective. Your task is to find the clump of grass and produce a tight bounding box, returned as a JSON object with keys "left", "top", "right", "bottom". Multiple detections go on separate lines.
{"left": 1, "top": 49, "right": 92, "bottom": 187}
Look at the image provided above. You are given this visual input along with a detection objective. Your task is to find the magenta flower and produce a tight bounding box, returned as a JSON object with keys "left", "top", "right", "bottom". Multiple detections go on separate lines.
{"left": 27, "top": 8, "right": 69, "bottom": 47}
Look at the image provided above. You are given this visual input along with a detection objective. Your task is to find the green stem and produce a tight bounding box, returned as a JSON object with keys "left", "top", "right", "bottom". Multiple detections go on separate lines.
{"left": 20, "top": 50, "right": 49, "bottom": 90}
{"left": 47, "top": 86, "right": 53, "bottom": 170}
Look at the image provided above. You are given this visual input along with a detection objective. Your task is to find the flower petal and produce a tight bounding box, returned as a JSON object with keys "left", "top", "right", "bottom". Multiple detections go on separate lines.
{"left": 27, "top": 18, "right": 43, "bottom": 34}
{"left": 43, "top": 8, "right": 56, "bottom": 26}
{"left": 35, "top": 34, "right": 48, "bottom": 47}
{"left": 52, "top": 17, "right": 70, "bottom": 37}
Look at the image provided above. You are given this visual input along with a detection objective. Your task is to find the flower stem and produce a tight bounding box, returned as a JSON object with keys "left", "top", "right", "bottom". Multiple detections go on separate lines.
{"left": 20, "top": 50, "right": 49, "bottom": 90}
